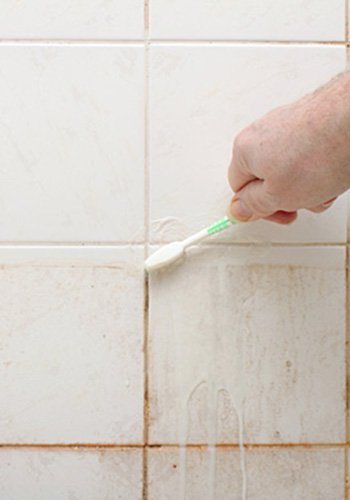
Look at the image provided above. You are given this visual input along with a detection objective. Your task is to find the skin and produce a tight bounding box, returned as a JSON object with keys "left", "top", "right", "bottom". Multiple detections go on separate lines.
{"left": 228, "top": 71, "right": 350, "bottom": 224}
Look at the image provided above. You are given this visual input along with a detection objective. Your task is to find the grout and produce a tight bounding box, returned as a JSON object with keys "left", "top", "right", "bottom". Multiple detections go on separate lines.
{"left": 0, "top": 39, "right": 345, "bottom": 47}
{"left": 0, "top": 241, "right": 347, "bottom": 249}
{"left": 148, "top": 442, "right": 349, "bottom": 449}
{"left": 144, "top": 0, "right": 149, "bottom": 34}
{"left": 0, "top": 241, "right": 145, "bottom": 247}
{"left": 346, "top": 0, "right": 349, "bottom": 480}
{"left": 0, "top": 443, "right": 347, "bottom": 449}
{"left": 142, "top": 274, "right": 150, "bottom": 500}
{"left": 0, "top": 443, "right": 144, "bottom": 449}
{"left": 346, "top": 256, "right": 349, "bottom": 500}
{"left": 148, "top": 39, "right": 346, "bottom": 46}
{"left": 0, "top": 40, "right": 144, "bottom": 46}
{"left": 150, "top": 241, "right": 349, "bottom": 247}
{"left": 142, "top": 2, "right": 150, "bottom": 499}
{"left": 346, "top": 447, "right": 349, "bottom": 500}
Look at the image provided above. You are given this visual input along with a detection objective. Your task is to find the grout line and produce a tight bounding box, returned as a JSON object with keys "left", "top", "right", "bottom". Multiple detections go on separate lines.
{"left": 150, "top": 241, "right": 349, "bottom": 247}
{"left": 142, "top": 274, "right": 150, "bottom": 500}
{"left": 148, "top": 39, "right": 346, "bottom": 46}
{"left": 346, "top": 447, "right": 349, "bottom": 500}
{"left": 0, "top": 241, "right": 145, "bottom": 247}
{"left": 0, "top": 39, "right": 345, "bottom": 47}
{"left": 142, "top": 2, "right": 150, "bottom": 499}
{"left": 0, "top": 241, "right": 347, "bottom": 248}
{"left": 0, "top": 444, "right": 145, "bottom": 449}
{"left": 0, "top": 443, "right": 347, "bottom": 449}
{"left": 346, "top": 0, "right": 349, "bottom": 478}
{"left": 346, "top": 243, "right": 350, "bottom": 499}
{"left": 148, "top": 442, "right": 349, "bottom": 449}
{"left": 0, "top": 40, "right": 144, "bottom": 46}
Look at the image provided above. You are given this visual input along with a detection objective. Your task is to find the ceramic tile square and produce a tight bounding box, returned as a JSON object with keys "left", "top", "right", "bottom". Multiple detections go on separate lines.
{"left": 148, "top": 447, "right": 344, "bottom": 499}
{"left": 150, "top": 0, "right": 345, "bottom": 41}
{"left": 149, "top": 45, "right": 346, "bottom": 244}
{"left": 0, "top": 247, "right": 143, "bottom": 443}
{"left": 0, "top": 46, "right": 144, "bottom": 242}
{"left": 0, "top": 1, "right": 143, "bottom": 39}
{"left": 0, "top": 448, "right": 142, "bottom": 500}
{"left": 148, "top": 246, "right": 345, "bottom": 444}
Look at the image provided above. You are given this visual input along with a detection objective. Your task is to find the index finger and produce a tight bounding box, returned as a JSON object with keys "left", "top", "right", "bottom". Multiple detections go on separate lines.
{"left": 227, "top": 141, "right": 256, "bottom": 193}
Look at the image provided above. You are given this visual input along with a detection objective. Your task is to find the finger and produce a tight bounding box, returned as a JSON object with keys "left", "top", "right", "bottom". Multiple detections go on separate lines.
{"left": 227, "top": 142, "right": 255, "bottom": 193}
{"left": 228, "top": 179, "right": 279, "bottom": 222}
{"left": 264, "top": 211, "right": 298, "bottom": 225}
{"left": 308, "top": 197, "right": 337, "bottom": 213}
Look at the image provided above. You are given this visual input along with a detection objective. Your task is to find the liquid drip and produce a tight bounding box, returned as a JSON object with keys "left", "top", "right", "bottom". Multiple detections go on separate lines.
{"left": 178, "top": 380, "right": 206, "bottom": 500}
{"left": 172, "top": 263, "right": 256, "bottom": 499}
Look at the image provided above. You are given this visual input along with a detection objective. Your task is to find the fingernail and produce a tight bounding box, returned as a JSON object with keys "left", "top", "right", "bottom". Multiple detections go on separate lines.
{"left": 230, "top": 199, "right": 253, "bottom": 221}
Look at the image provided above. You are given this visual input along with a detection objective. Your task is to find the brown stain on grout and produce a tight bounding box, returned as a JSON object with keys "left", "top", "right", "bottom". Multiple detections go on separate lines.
{"left": 0, "top": 39, "right": 344, "bottom": 46}
{"left": 142, "top": 273, "right": 150, "bottom": 500}
{"left": 0, "top": 442, "right": 348, "bottom": 449}
{"left": 143, "top": 1, "right": 150, "bottom": 498}
{"left": 149, "top": 39, "right": 346, "bottom": 46}
{"left": 345, "top": 241, "right": 350, "bottom": 499}
{"left": 144, "top": 0, "right": 149, "bottom": 34}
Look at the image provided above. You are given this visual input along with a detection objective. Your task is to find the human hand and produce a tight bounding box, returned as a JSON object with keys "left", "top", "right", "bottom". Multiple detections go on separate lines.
{"left": 228, "top": 72, "right": 350, "bottom": 224}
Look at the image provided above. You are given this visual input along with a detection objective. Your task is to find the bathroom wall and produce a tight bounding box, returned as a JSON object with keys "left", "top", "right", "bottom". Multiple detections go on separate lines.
{"left": 0, "top": 1, "right": 348, "bottom": 498}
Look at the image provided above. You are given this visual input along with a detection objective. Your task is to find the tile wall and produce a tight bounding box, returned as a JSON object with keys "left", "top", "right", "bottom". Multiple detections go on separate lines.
{"left": 0, "top": 1, "right": 348, "bottom": 498}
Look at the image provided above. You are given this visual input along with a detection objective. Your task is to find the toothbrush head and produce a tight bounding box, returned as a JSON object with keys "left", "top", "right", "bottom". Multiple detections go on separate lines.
{"left": 145, "top": 241, "right": 185, "bottom": 272}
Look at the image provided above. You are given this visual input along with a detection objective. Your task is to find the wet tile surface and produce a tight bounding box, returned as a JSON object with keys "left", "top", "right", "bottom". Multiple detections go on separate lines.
{"left": 149, "top": 246, "right": 345, "bottom": 444}
{"left": 148, "top": 446, "right": 344, "bottom": 500}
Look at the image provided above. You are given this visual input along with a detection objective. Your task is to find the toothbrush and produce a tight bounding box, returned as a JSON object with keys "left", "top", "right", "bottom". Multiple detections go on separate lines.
{"left": 145, "top": 215, "right": 237, "bottom": 272}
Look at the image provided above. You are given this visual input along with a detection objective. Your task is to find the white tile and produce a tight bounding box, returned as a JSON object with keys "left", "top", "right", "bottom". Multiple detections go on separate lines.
{"left": 0, "top": 247, "right": 144, "bottom": 443}
{"left": 149, "top": 45, "right": 346, "bottom": 244}
{"left": 148, "top": 246, "right": 345, "bottom": 444}
{"left": 0, "top": 46, "right": 144, "bottom": 242}
{"left": 0, "top": 1, "right": 144, "bottom": 39}
{"left": 150, "top": 0, "right": 345, "bottom": 41}
{"left": 148, "top": 447, "right": 344, "bottom": 500}
{"left": 0, "top": 448, "right": 142, "bottom": 500}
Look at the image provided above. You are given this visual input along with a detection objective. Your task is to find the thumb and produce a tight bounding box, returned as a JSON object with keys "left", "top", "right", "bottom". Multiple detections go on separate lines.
{"left": 229, "top": 179, "right": 279, "bottom": 222}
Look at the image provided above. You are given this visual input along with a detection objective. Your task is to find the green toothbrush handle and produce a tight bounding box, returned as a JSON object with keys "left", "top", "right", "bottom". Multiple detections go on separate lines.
{"left": 207, "top": 216, "right": 236, "bottom": 235}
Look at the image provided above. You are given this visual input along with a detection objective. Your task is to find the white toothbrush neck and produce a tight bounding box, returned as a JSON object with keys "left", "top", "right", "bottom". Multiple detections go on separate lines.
{"left": 182, "top": 228, "right": 209, "bottom": 248}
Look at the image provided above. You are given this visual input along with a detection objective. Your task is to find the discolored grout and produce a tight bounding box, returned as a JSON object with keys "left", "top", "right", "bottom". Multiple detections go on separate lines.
{"left": 0, "top": 442, "right": 347, "bottom": 449}
{"left": 148, "top": 39, "right": 346, "bottom": 46}
{"left": 345, "top": 7, "right": 349, "bottom": 483}
{"left": 142, "top": 1, "right": 150, "bottom": 498}
{"left": 142, "top": 273, "right": 150, "bottom": 500}
{"left": 0, "top": 39, "right": 344, "bottom": 46}
{"left": 345, "top": 188, "right": 350, "bottom": 499}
